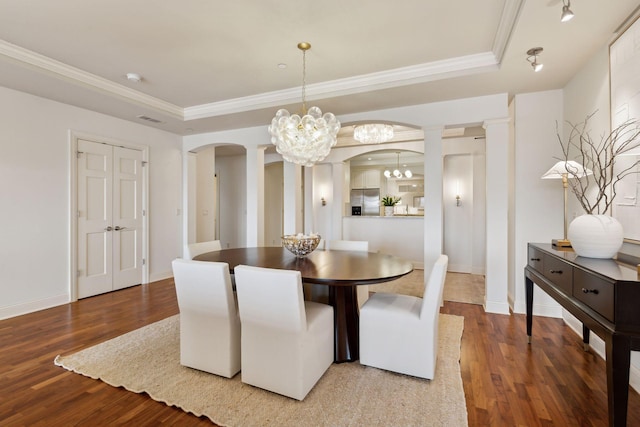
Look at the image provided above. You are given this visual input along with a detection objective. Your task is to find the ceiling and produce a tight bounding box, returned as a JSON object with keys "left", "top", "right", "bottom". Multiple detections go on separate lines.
{"left": 1, "top": 0, "right": 639, "bottom": 136}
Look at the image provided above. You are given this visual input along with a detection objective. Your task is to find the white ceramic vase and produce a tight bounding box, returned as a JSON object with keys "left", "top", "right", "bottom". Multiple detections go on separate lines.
{"left": 568, "top": 214, "right": 624, "bottom": 259}
{"left": 384, "top": 206, "right": 394, "bottom": 216}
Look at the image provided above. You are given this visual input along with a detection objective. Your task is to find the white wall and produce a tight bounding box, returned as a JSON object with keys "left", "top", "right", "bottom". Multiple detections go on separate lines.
{"left": 264, "top": 161, "right": 283, "bottom": 246}
{"left": 443, "top": 154, "right": 473, "bottom": 272}
{"left": 195, "top": 147, "right": 216, "bottom": 242}
{"left": 0, "top": 86, "right": 182, "bottom": 320}
{"left": 217, "top": 154, "right": 247, "bottom": 249}
{"left": 442, "top": 136, "right": 486, "bottom": 275}
{"left": 512, "top": 89, "right": 565, "bottom": 316}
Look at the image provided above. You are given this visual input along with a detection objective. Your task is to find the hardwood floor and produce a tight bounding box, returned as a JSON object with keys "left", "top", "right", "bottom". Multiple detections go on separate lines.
{"left": 2, "top": 279, "right": 640, "bottom": 426}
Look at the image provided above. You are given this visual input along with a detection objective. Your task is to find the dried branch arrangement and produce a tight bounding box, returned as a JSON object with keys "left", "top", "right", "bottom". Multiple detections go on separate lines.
{"left": 556, "top": 111, "right": 640, "bottom": 214}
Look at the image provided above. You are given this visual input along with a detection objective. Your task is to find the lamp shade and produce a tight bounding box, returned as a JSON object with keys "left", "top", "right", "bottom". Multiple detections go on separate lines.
{"left": 541, "top": 160, "right": 592, "bottom": 179}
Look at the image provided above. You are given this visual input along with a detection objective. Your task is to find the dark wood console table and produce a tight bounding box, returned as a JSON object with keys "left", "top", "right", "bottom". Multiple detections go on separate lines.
{"left": 525, "top": 243, "right": 640, "bottom": 427}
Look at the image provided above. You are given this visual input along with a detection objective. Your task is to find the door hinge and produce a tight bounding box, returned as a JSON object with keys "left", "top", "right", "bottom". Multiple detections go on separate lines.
{"left": 142, "top": 161, "right": 148, "bottom": 167}
{"left": 142, "top": 209, "right": 146, "bottom": 216}
{"left": 142, "top": 258, "right": 146, "bottom": 265}
{"left": 76, "top": 151, "right": 84, "bottom": 159}
{"left": 77, "top": 269, "right": 82, "bottom": 277}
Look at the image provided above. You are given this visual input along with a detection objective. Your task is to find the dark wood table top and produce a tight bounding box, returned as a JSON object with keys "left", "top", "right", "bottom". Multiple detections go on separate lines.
{"left": 193, "top": 247, "right": 413, "bottom": 286}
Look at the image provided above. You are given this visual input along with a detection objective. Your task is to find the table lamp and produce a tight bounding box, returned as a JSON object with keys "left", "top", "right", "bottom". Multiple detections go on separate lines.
{"left": 541, "top": 160, "right": 592, "bottom": 247}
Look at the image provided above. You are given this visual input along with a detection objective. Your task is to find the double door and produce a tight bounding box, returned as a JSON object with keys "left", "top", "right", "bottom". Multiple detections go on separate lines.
{"left": 77, "top": 139, "right": 143, "bottom": 298}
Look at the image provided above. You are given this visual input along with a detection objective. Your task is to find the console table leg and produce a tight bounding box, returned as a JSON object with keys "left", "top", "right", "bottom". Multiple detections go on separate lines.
{"left": 606, "top": 334, "right": 631, "bottom": 427}
{"left": 525, "top": 276, "right": 533, "bottom": 343}
{"left": 582, "top": 325, "right": 590, "bottom": 352}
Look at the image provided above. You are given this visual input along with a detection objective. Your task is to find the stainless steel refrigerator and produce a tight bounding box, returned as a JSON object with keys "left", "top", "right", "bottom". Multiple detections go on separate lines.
{"left": 350, "top": 189, "right": 380, "bottom": 216}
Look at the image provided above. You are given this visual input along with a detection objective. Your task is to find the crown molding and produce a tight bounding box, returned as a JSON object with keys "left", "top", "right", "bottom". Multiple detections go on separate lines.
{"left": 492, "top": 0, "right": 526, "bottom": 62}
{"left": 184, "top": 51, "right": 499, "bottom": 121}
{"left": 0, "top": 39, "right": 183, "bottom": 119}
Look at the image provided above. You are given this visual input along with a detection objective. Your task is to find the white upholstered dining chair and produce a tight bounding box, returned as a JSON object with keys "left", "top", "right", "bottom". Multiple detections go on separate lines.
{"left": 234, "top": 265, "right": 334, "bottom": 400}
{"left": 171, "top": 259, "right": 241, "bottom": 378}
{"left": 185, "top": 240, "right": 222, "bottom": 260}
{"left": 327, "top": 239, "right": 370, "bottom": 307}
{"left": 359, "top": 254, "right": 448, "bottom": 380}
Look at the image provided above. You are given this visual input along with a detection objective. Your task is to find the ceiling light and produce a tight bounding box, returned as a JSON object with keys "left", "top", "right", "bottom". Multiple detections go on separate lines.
{"left": 526, "top": 47, "right": 544, "bottom": 72}
{"left": 561, "top": 0, "right": 574, "bottom": 22}
{"left": 268, "top": 42, "right": 341, "bottom": 167}
{"left": 126, "top": 73, "right": 142, "bottom": 83}
{"left": 385, "top": 152, "right": 412, "bottom": 179}
{"left": 353, "top": 124, "right": 394, "bottom": 144}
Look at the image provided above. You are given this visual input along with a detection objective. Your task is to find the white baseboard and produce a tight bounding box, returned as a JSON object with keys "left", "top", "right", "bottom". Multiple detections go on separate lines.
{"left": 484, "top": 299, "right": 510, "bottom": 315}
{"left": 448, "top": 263, "right": 471, "bottom": 273}
{"left": 471, "top": 266, "right": 485, "bottom": 275}
{"left": 0, "top": 293, "right": 69, "bottom": 321}
{"left": 149, "top": 270, "right": 173, "bottom": 283}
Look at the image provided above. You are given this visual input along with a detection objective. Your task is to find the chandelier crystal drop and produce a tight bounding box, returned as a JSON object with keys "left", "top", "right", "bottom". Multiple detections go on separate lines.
{"left": 268, "top": 42, "right": 340, "bottom": 167}
{"left": 353, "top": 124, "right": 394, "bottom": 144}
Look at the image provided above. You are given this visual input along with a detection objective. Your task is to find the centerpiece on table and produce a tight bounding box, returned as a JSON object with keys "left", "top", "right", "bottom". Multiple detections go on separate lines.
{"left": 556, "top": 112, "right": 640, "bottom": 258}
{"left": 282, "top": 233, "right": 321, "bottom": 257}
{"left": 381, "top": 195, "right": 401, "bottom": 217}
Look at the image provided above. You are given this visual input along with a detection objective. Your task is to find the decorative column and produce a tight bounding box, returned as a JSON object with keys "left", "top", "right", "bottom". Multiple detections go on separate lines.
{"left": 245, "top": 146, "right": 266, "bottom": 247}
{"left": 422, "top": 125, "right": 444, "bottom": 273}
{"left": 283, "top": 161, "right": 303, "bottom": 235}
{"left": 483, "top": 117, "right": 510, "bottom": 314}
{"left": 331, "top": 162, "right": 346, "bottom": 241}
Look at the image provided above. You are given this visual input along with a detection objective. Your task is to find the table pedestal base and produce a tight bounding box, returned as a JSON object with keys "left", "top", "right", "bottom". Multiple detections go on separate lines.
{"left": 328, "top": 286, "right": 359, "bottom": 363}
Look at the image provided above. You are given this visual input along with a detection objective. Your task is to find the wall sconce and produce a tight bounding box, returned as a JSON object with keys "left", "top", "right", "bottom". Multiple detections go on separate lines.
{"left": 321, "top": 197, "right": 327, "bottom": 206}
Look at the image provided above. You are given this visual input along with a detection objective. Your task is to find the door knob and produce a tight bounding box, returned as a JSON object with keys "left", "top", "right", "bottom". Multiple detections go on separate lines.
{"left": 114, "top": 226, "right": 127, "bottom": 231}
{"left": 105, "top": 226, "right": 113, "bottom": 231}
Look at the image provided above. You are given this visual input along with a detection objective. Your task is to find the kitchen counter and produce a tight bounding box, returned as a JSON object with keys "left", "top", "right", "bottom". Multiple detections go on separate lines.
{"left": 343, "top": 216, "right": 424, "bottom": 268}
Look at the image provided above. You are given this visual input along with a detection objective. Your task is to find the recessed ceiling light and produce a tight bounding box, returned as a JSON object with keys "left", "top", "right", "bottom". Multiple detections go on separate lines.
{"left": 126, "top": 73, "right": 142, "bottom": 83}
{"left": 277, "top": 63, "right": 287, "bottom": 69}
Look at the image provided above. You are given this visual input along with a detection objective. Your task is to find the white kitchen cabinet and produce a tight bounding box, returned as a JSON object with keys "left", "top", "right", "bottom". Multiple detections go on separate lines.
{"left": 351, "top": 168, "right": 381, "bottom": 189}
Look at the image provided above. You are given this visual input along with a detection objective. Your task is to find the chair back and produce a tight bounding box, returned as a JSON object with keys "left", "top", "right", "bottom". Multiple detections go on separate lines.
{"left": 328, "top": 239, "right": 369, "bottom": 252}
{"left": 420, "top": 255, "right": 449, "bottom": 319}
{"left": 234, "top": 265, "right": 307, "bottom": 332}
{"left": 172, "top": 259, "right": 236, "bottom": 317}
{"left": 185, "top": 240, "right": 222, "bottom": 260}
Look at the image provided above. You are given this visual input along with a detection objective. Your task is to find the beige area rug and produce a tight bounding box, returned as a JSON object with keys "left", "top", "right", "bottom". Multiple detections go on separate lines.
{"left": 55, "top": 314, "right": 467, "bottom": 426}
{"left": 371, "top": 270, "right": 485, "bottom": 305}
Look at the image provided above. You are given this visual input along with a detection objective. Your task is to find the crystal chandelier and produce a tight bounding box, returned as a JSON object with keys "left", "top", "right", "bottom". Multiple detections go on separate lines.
{"left": 384, "top": 152, "right": 412, "bottom": 179}
{"left": 353, "top": 124, "right": 394, "bottom": 144}
{"left": 268, "top": 42, "right": 340, "bottom": 167}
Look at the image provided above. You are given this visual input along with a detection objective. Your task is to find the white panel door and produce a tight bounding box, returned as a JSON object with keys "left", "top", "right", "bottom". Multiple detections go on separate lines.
{"left": 77, "top": 140, "right": 113, "bottom": 298}
{"left": 77, "top": 140, "right": 143, "bottom": 298}
{"left": 112, "top": 146, "right": 143, "bottom": 290}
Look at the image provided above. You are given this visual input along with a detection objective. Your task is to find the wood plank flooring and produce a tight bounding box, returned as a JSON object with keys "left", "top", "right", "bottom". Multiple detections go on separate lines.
{"left": 1, "top": 278, "right": 640, "bottom": 426}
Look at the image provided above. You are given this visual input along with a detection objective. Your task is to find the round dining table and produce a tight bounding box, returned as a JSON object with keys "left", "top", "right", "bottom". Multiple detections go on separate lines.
{"left": 194, "top": 247, "right": 413, "bottom": 363}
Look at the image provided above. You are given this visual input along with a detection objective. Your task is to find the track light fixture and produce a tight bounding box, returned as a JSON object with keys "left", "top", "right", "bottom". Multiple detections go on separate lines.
{"left": 526, "top": 47, "right": 544, "bottom": 72}
{"left": 561, "top": 0, "right": 574, "bottom": 22}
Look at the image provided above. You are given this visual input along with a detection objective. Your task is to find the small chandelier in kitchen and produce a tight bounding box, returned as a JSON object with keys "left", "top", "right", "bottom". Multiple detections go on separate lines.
{"left": 268, "top": 42, "right": 341, "bottom": 167}
{"left": 384, "top": 152, "right": 412, "bottom": 179}
{"left": 353, "top": 124, "right": 394, "bottom": 144}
